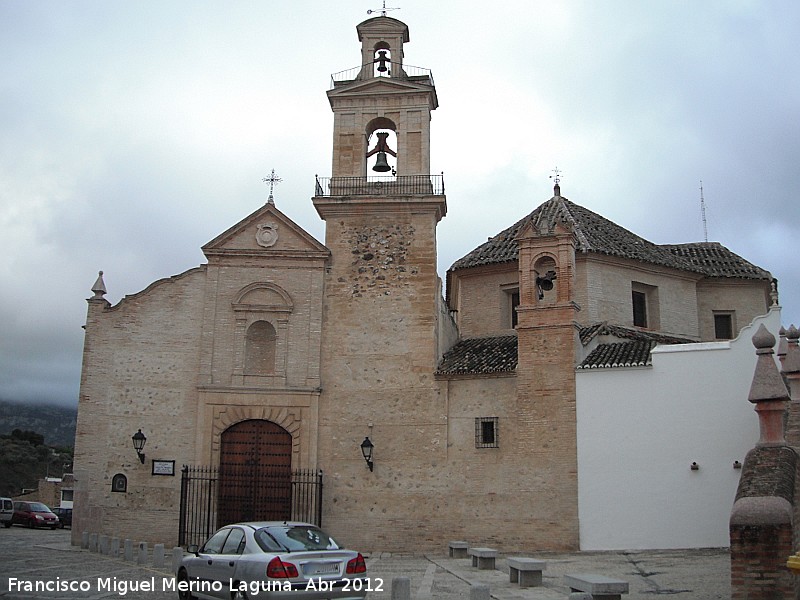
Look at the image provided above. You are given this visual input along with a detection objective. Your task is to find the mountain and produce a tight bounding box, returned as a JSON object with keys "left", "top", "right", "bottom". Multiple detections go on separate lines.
{"left": 0, "top": 400, "right": 77, "bottom": 448}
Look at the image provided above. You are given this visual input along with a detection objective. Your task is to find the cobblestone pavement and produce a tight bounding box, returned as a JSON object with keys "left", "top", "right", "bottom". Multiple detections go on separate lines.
{"left": 0, "top": 527, "right": 731, "bottom": 599}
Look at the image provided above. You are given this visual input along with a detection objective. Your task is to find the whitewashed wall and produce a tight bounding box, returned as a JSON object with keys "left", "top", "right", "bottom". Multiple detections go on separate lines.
{"left": 576, "top": 307, "right": 782, "bottom": 550}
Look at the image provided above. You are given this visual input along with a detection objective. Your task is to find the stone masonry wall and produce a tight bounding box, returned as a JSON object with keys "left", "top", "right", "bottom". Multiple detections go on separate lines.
{"left": 72, "top": 268, "right": 207, "bottom": 547}
{"left": 730, "top": 445, "right": 798, "bottom": 598}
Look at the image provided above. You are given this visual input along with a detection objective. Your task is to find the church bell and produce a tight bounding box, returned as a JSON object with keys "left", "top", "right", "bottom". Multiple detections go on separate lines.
{"left": 372, "top": 152, "right": 391, "bottom": 172}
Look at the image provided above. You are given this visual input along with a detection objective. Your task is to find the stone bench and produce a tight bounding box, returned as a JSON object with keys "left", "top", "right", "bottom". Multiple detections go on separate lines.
{"left": 468, "top": 547, "right": 497, "bottom": 570}
{"left": 564, "top": 574, "right": 629, "bottom": 600}
{"left": 448, "top": 540, "right": 469, "bottom": 558}
{"left": 507, "top": 557, "right": 546, "bottom": 587}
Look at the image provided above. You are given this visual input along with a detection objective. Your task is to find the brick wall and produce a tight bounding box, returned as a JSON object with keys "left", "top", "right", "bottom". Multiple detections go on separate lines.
{"left": 730, "top": 445, "right": 798, "bottom": 599}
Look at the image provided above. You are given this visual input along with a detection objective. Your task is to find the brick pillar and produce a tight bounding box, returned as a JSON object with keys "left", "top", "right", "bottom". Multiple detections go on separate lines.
{"left": 513, "top": 194, "right": 581, "bottom": 550}
{"left": 730, "top": 324, "right": 797, "bottom": 599}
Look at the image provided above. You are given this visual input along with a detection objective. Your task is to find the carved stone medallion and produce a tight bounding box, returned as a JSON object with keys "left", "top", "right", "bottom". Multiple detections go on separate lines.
{"left": 256, "top": 222, "right": 279, "bottom": 248}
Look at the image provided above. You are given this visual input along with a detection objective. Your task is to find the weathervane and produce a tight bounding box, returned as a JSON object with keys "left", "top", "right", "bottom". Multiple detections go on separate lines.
{"left": 549, "top": 166, "right": 564, "bottom": 195}
{"left": 262, "top": 169, "right": 282, "bottom": 205}
{"left": 367, "top": 0, "right": 399, "bottom": 16}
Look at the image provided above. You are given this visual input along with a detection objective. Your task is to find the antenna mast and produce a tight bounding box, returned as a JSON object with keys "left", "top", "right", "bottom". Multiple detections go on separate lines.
{"left": 699, "top": 180, "right": 708, "bottom": 242}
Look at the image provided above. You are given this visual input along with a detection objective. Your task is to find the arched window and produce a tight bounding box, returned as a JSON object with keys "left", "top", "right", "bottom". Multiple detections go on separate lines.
{"left": 373, "top": 42, "right": 391, "bottom": 77}
{"left": 245, "top": 321, "right": 277, "bottom": 375}
{"left": 366, "top": 116, "right": 398, "bottom": 175}
{"left": 111, "top": 473, "right": 127, "bottom": 493}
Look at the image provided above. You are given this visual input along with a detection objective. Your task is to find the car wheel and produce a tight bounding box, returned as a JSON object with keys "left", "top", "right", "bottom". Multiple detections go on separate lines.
{"left": 176, "top": 569, "right": 197, "bottom": 600}
{"left": 3, "top": 522, "right": 11, "bottom": 528}
{"left": 27, "top": 519, "right": 35, "bottom": 529}
{"left": 231, "top": 588, "right": 248, "bottom": 600}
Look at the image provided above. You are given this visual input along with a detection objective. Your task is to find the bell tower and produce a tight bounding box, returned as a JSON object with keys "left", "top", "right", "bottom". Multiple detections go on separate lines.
{"left": 325, "top": 16, "right": 438, "bottom": 177}
{"left": 313, "top": 16, "right": 447, "bottom": 546}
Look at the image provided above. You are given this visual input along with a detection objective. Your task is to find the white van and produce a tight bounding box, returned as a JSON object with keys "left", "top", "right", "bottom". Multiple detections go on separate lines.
{"left": 0, "top": 498, "right": 13, "bottom": 528}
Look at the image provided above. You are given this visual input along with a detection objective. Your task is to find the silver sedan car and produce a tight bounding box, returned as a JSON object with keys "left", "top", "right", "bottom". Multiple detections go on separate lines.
{"left": 176, "top": 522, "right": 372, "bottom": 600}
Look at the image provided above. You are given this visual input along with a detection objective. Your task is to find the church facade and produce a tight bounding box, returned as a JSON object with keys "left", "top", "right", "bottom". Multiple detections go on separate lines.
{"left": 73, "top": 16, "right": 775, "bottom": 552}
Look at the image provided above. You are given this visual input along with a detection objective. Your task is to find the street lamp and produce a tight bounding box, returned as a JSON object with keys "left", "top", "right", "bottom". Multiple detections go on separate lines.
{"left": 360, "top": 437, "right": 374, "bottom": 472}
{"left": 132, "top": 429, "right": 147, "bottom": 464}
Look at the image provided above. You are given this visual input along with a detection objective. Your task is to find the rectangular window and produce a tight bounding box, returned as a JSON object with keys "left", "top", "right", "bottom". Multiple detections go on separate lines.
{"left": 60, "top": 489, "right": 74, "bottom": 502}
{"left": 511, "top": 290, "right": 520, "bottom": 329}
{"left": 632, "top": 290, "right": 648, "bottom": 328}
{"left": 475, "top": 417, "right": 499, "bottom": 448}
{"left": 631, "top": 282, "right": 660, "bottom": 330}
{"left": 714, "top": 312, "right": 734, "bottom": 340}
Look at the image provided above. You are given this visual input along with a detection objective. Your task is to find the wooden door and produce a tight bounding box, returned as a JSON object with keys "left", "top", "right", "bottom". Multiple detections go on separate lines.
{"left": 217, "top": 420, "right": 292, "bottom": 525}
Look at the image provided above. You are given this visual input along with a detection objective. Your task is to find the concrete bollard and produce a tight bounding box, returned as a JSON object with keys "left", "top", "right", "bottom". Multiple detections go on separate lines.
{"left": 99, "top": 535, "right": 109, "bottom": 555}
{"left": 137, "top": 542, "right": 148, "bottom": 565}
{"left": 81, "top": 531, "right": 89, "bottom": 549}
{"left": 391, "top": 577, "right": 411, "bottom": 600}
{"left": 89, "top": 533, "right": 98, "bottom": 553}
{"left": 124, "top": 539, "right": 134, "bottom": 562}
{"left": 172, "top": 547, "right": 184, "bottom": 573}
{"left": 153, "top": 544, "right": 165, "bottom": 569}
{"left": 110, "top": 537, "right": 120, "bottom": 558}
{"left": 470, "top": 583, "right": 490, "bottom": 600}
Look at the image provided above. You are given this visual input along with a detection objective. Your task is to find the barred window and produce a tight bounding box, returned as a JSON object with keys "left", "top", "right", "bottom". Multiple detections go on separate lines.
{"left": 475, "top": 417, "right": 499, "bottom": 448}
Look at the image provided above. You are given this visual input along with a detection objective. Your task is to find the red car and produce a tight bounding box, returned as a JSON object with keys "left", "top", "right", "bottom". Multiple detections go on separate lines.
{"left": 12, "top": 501, "right": 59, "bottom": 529}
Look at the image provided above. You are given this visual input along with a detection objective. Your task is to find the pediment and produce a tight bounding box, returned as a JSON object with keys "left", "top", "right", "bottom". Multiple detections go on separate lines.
{"left": 202, "top": 202, "right": 329, "bottom": 260}
{"left": 328, "top": 76, "right": 433, "bottom": 98}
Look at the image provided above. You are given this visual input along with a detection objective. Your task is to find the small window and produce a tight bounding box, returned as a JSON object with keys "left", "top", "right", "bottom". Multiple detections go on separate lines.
{"left": 632, "top": 290, "right": 648, "bottom": 328}
{"left": 714, "top": 312, "right": 734, "bottom": 340}
{"left": 510, "top": 290, "right": 520, "bottom": 328}
{"left": 221, "top": 528, "right": 246, "bottom": 555}
{"left": 475, "top": 417, "right": 499, "bottom": 448}
{"left": 201, "top": 529, "right": 231, "bottom": 555}
{"left": 61, "top": 489, "right": 74, "bottom": 502}
{"left": 111, "top": 474, "right": 127, "bottom": 493}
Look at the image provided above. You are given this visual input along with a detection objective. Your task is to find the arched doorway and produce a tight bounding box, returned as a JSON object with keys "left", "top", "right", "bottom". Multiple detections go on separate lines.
{"left": 217, "top": 420, "right": 292, "bottom": 525}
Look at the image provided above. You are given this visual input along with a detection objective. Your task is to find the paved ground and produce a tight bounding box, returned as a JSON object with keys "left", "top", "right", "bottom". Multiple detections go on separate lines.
{"left": 0, "top": 527, "right": 731, "bottom": 599}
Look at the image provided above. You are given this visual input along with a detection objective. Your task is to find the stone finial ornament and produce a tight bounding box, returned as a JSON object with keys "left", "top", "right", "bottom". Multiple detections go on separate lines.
{"left": 748, "top": 324, "right": 790, "bottom": 446}
{"left": 770, "top": 279, "right": 779, "bottom": 306}
{"left": 91, "top": 271, "right": 107, "bottom": 299}
{"left": 777, "top": 326, "right": 788, "bottom": 360}
{"left": 783, "top": 325, "right": 800, "bottom": 376}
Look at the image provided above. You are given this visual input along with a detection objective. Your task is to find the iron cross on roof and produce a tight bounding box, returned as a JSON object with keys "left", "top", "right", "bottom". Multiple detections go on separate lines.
{"left": 367, "top": 0, "right": 400, "bottom": 16}
{"left": 550, "top": 167, "right": 564, "bottom": 196}
{"left": 262, "top": 169, "right": 282, "bottom": 205}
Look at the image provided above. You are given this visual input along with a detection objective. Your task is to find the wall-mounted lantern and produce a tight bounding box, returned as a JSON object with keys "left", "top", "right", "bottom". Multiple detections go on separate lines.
{"left": 733, "top": 460, "right": 742, "bottom": 469}
{"left": 690, "top": 461, "right": 699, "bottom": 471}
{"left": 360, "top": 437, "right": 374, "bottom": 472}
{"left": 132, "top": 429, "right": 147, "bottom": 464}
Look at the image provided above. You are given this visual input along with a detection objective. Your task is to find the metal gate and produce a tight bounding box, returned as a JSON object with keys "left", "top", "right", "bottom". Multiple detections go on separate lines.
{"left": 178, "top": 466, "right": 323, "bottom": 547}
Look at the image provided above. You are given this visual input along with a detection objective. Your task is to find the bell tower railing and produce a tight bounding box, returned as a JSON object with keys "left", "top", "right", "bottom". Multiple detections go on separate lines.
{"left": 314, "top": 174, "right": 445, "bottom": 197}
{"left": 330, "top": 62, "right": 435, "bottom": 89}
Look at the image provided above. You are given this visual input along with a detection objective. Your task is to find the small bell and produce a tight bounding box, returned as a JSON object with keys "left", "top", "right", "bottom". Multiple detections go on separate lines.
{"left": 375, "top": 50, "right": 389, "bottom": 73}
{"left": 372, "top": 151, "right": 391, "bottom": 172}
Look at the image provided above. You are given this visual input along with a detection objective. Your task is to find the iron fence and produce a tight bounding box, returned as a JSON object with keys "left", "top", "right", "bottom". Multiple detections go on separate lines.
{"left": 314, "top": 174, "right": 445, "bottom": 197}
{"left": 178, "top": 466, "right": 323, "bottom": 548}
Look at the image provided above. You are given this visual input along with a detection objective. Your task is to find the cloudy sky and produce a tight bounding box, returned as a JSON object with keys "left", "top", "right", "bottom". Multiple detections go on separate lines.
{"left": 2, "top": 0, "right": 798, "bottom": 408}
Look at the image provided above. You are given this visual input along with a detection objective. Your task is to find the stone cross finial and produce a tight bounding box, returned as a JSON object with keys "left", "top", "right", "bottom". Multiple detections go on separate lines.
{"left": 748, "top": 324, "right": 790, "bottom": 446}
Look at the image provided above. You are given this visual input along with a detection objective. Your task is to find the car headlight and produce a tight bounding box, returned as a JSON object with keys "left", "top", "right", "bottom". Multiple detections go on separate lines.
{"left": 35, "top": 515, "right": 44, "bottom": 520}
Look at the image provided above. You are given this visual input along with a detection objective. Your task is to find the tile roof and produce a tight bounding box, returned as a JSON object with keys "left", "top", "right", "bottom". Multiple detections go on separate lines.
{"left": 578, "top": 322, "right": 694, "bottom": 346}
{"left": 576, "top": 340, "right": 656, "bottom": 369}
{"left": 435, "top": 335, "right": 517, "bottom": 375}
{"left": 448, "top": 195, "right": 771, "bottom": 280}
{"left": 662, "top": 242, "right": 771, "bottom": 279}
{"left": 435, "top": 323, "right": 692, "bottom": 376}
